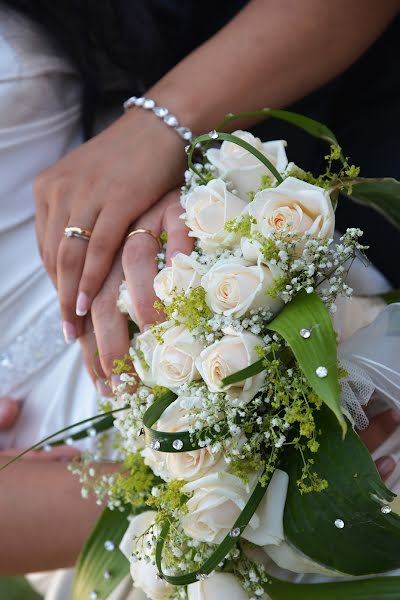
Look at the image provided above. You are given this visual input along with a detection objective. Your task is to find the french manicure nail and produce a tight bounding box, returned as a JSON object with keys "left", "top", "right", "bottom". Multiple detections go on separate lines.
{"left": 96, "top": 378, "right": 111, "bottom": 397}
{"left": 377, "top": 455, "right": 396, "bottom": 479}
{"left": 76, "top": 291, "right": 90, "bottom": 317}
{"left": 62, "top": 321, "right": 77, "bottom": 344}
{"left": 171, "top": 250, "right": 181, "bottom": 258}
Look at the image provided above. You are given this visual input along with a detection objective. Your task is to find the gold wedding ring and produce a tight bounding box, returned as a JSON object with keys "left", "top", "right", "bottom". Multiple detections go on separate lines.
{"left": 64, "top": 226, "right": 92, "bottom": 241}
{"left": 125, "top": 228, "right": 162, "bottom": 250}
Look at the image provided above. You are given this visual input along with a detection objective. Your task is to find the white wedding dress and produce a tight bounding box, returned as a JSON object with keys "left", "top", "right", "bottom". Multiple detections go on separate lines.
{"left": 0, "top": 5, "right": 399, "bottom": 599}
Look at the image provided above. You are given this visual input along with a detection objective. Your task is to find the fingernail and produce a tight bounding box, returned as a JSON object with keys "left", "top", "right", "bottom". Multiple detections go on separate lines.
{"left": 62, "top": 321, "right": 77, "bottom": 344}
{"left": 171, "top": 250, "right": 181, "bottom": 258}
{"left": 96, "top": 378, "right": 111, "bottom": 397}
{"left": 76, "top": 291, "right": 90, "bottom": 317}
{"left": 376, "top": 455, "right": 396, "bottom": 479}
{"left": 111, "top": 374, "right": 121, "bottom": 392}
{"left": 143, "top": 324, "right": 152, "bottom": 332}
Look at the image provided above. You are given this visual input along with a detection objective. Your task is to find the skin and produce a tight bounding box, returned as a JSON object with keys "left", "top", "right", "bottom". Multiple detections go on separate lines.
{"left": 31, "top": 0, "right": 400, "bottom": 384}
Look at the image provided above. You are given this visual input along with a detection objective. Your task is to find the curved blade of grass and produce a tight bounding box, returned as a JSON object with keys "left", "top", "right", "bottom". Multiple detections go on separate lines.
{"left": 222, "top": 359, "right": 265, "bottom": 386}
{"left": 0, "top": 406, "right": 127, "bottom": 471}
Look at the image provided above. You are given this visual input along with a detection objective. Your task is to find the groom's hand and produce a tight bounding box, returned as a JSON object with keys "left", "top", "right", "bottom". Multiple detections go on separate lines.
{"left": 359, "top": 409, "right": 400, "bottom": 481}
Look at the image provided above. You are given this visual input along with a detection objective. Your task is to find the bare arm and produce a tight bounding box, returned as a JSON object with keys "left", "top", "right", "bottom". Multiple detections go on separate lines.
{"left": 0, "top": 459, "right": 116, "bottom": 574}
{"left": 151, "top": 0, "right": 400, "bottom": 131}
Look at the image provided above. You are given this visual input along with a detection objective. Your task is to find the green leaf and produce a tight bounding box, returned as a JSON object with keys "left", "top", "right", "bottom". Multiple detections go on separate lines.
{"left": 378, "top": 289, "right": 400, "bottom": 305}
{"left": 0, "top": 576, "right": 42, "bottom": 600}
{"left": 347, "top": 178, "right": 400, "bottom": 229}
{"left": 265, "top": 574, "right": 400, "bottom": 600}
{"left": 282, "top": 405, "right": 400, "bottom": 576}
{"left": 222, "top": 359, "right": 265, "bottom": 386}
{"left": 217, "top": 108, "right": 340, "bottom": 148}
{"left": 267, "top": 291, "right": 345, "bottom": 432}
{"left": 73, "top": 506, "right": 138, "bottom": 599}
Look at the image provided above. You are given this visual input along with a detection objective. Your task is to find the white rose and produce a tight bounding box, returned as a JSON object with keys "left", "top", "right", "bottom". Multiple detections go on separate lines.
{"left": 142, "top": 398, "right": 226, "bottom": 482}
{"left": 183, "top": 178, "right": 247, "bottom": 252}
{"left": 196, "top": 331, "right": 264, "bottom": 402}
{"left": 117, "top": 280, "right": 137, "bottom": 323}
{"left": 119, "top": 511, "right": 172, "bottom": 600}
{"left": 202, "top": 258, "right": 283, "bottom": 318}
{"left": 153, "top": 325, "right": 204, "bottom": 391}
{"left": 154, "top": 253, "right": 205, "bottom": 305}
{"left": 207, "top": 130, "right": 288, "bottom": 199}
{"left": 181, "top": 470, "right": 288, "bottom": 546}
{"left": 188, "top": 573, "right": 250, "bottom": 600}
{"left": 131, "top": 328, "right": 158, "bottom": 387}
{"left": 242, "top": 177, "right": 335, "bottom": 261}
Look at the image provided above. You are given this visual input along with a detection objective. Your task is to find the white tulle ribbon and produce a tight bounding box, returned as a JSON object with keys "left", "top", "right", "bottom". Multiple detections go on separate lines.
{"left": 339, "top": 303, "right": 400, "bottom": 429}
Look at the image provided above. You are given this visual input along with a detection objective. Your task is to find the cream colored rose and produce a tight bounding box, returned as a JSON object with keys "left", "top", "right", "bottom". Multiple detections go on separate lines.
{"left": 142, "top": 398, "right": 226, "bottom": 482}
{"left": 117, "top": 280, "right": 137, "bottom": 323}
{"left": 154, "top": 253, "right": 205, "bottom": 305}
{"left": 181, "top": 470, "right": 288, "bottom": 546}
{"left": 196, "top": 331, "right": 264, "bottom": 402}
{"left": 242, "top": 177, "right": 335, "bottom": 261}
{"left": 119, "top": 511, "right": 172, "bottom": 600}
{"left": 131, "top": 328, "right": 158, "bottom": 387}
{"left": 153, "top": 325, "right": 204, "bottom": 391}
{"left": 207, "top": 130, "right": 288, "bottom": 200}
{"left": 188, "top": 573, "right": 250, "bottom": 600}
{"left": 202, "top": 258, "right": 283, "bottom": 318}
{"left": 183, "top": 178, "right": 247, "bottom": 252}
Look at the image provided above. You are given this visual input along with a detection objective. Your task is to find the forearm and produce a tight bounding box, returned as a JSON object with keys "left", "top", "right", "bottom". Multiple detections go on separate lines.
{"left": 149, "top": 0, "right": 399, "bottom": 132}
{"left": 0, "top": 460, "right": 116, "bottom": 574}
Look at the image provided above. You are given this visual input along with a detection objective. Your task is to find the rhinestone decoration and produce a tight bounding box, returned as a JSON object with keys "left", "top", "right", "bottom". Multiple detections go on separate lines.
{"left": 196, "top": 574, "right": 208, "bottom": 581}
{"left": 104, "top": 540, "right": 115, "bottom": 551}
{"left": 150, "top": 440, "right": 161, "bottom": 450}
{"left": 134, "top": 97, "right": 145, "bottom": 106}
{"left": 153, "top": 106, "right": 169, "bottom": 118}
{"left": 164, "top": 114, "right": 179, "bottom": 127}
{"left": 381, "top": 505, "right": 392, "bottom": 514}
{"left": 65, "top": 437, "right": 74, "bottom": 446}
{"left": 230, "top": 527, "right": 241, "bottom": 538}
{"left": 316, "top": 366, "right": 328, "bottom": 378}
{"left": 103, "top": 570, "right": 112, "bottom": 580}
{"left": 43, "top": 444, "right": 52, "bottom": 452}
{"left": 143, "top": 99, "right": 156, "bottom": 109}
{"left": 300, "top": 328, "right": 311, "bottom": 339}
{"left": 334, "top": 519, "right": 345, "bottom": 529}
{"left": 209, "top": 130, "right": 218, "bottom": 139}
{"left": 87, "top": 427, "right": 97, "bottom": 437}
{"left": 123, "top": 96, "right": 136, "bottom": 110}
{"left": 176, "top": 126, "right": 193, "bottom": 141}
{"left": 185, "top": 144, "right": 191, "bottom": 153}
{"left": 172, "top": 439, "right": 184, "bottom": 450}
{"left": 89, "top": 592, "right": 98, "bottom": 600}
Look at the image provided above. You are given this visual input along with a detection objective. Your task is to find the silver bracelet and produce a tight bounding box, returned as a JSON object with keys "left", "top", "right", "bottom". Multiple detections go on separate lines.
{"left": 123, "top": 95, "right": 193, "bottom": 142}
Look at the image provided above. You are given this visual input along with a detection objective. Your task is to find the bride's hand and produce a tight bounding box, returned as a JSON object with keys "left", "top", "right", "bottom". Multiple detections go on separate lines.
{"left": 79, "top": 189, "right": 192, "bottom": 386}
{"left": 34, "top": 109, "right": 186, "bottom": 344}
{"left": 0, "top": 398, "right": 20, "bottom": 431}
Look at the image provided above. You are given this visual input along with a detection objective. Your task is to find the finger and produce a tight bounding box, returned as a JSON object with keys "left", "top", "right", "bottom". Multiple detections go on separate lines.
{"left": 359, "top": 409, "right": 400, "bottom": 453}
{"left": 91, "top": 255, "right": 130, "bottom": 381}
{"left": 163, "top": 196, "right": 193, "bottom": 266}
{"left": 42, "top": 201, "right": 70, "bottom": 288}
{"left": 123, "top": 226, "right": 161, "bottom": 332}
{"left": 0, "top": 445, "right": 80, "bottom": 462}
{"left": 0, "top": 397, "right": 21, "bottom": 431}
{"left": 34, "top": 199, "right": 48, "bottom": 262}
{"left": 375, "top": 455, "right": 396, "bottom": 481}
{"left": 78, "top": 314, "right": 109, "bottom": 392}
{"left": 77, "top": 203, "right": 138, "bottom": 321}
{"left": 57, "top": 232, "right": 93, "bottom": 342}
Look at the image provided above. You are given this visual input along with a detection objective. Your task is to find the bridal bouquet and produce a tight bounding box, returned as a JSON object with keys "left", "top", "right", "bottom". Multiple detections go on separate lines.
{"left": 11, "top": 110, "right": 400, "bottom": 599}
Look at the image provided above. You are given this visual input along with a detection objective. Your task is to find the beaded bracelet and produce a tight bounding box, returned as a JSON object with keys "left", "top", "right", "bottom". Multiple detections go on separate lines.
{"left": 123, "top": 95, "right": 193, "bottom": 142}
